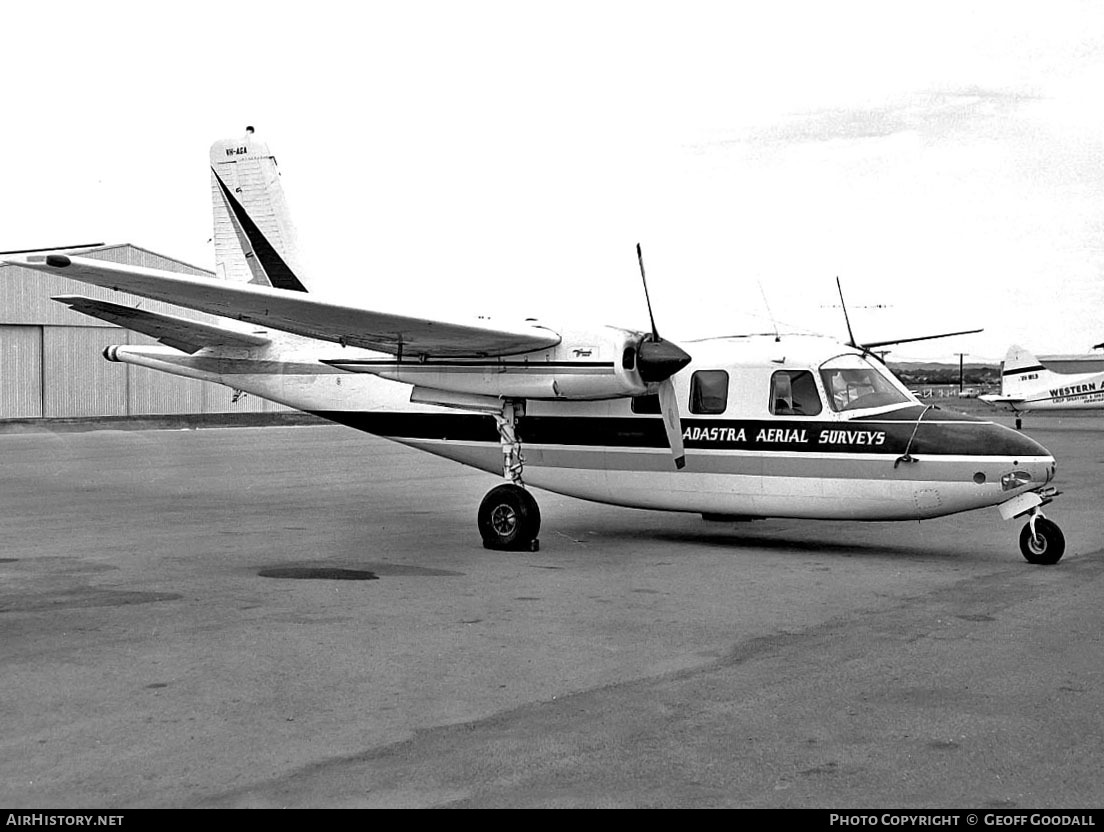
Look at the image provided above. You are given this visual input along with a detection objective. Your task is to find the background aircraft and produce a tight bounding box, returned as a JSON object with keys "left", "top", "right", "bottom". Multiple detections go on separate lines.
{"left": 3, "top": 129, "right": 1066, "bottom": 564}
{"left": 981, "top": 344, "right": 1104, "bottom": 429}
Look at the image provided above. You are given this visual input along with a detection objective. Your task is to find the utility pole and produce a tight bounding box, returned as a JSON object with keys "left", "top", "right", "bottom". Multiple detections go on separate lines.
{"left": 956, "top": 353, "right": 965, "bottom": 393}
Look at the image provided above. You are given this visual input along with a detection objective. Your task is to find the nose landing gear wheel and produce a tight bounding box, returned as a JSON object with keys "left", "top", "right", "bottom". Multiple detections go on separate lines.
{"left": 478, "top": 484, "right": 541, "bottom": 551}
{"left": 1019, "top": 517, "right": 1065, "bottom": 565}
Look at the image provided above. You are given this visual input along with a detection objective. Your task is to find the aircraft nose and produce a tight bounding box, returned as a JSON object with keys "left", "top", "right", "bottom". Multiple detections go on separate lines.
{"left": 994, "top": 423, "right": 1056, "bottom": 486}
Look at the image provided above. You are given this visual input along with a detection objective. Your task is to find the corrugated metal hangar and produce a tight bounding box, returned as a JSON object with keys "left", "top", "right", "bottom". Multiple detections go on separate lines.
{"left": 0, "top": 244, "right": 288, "bottom": 420}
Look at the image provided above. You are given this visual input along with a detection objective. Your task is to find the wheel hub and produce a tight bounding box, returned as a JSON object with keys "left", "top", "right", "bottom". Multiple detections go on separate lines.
{"left": 491, "top": 504, "right": 518, "bottom": 537}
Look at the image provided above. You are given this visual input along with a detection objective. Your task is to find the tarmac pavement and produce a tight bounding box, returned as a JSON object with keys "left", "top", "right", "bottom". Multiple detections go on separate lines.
{"left": 1, "top": 413, "right": 1101, "bottom": 808}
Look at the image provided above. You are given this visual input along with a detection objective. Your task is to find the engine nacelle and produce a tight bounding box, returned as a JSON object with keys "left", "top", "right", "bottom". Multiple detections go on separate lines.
{"left": 328, "top": 326, "right": 652, "bottom": 400}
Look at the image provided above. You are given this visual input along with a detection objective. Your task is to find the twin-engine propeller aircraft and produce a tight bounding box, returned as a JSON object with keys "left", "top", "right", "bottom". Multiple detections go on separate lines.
{"left": 982, "top": 344, "right": 1104, "bottom": 430}
{"left": 4, "top": 130, "right": 1067, "bottom": 563}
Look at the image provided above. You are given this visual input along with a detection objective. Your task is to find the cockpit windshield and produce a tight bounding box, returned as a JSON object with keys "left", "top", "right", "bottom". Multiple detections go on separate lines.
{"left": 819, "top": 355, "right": 912, "bottom": 412}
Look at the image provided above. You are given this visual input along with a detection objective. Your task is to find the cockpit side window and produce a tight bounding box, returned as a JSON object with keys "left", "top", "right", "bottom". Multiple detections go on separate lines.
{"left": 689, "top": 370, "right": 729, "bottom": 414}
{"left": 769, "top": 370, "right": 823, "bottom": 416}
{"left": 819, "top": 356, "right": 910, "bottom": 412}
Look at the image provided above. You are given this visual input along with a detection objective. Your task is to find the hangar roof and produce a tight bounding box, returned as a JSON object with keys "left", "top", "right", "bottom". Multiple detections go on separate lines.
{"left": 1, "top": 243, "right": 214, "bottom": 327}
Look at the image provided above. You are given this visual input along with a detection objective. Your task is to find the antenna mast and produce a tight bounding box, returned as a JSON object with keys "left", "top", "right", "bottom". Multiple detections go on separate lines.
{"left": 836, "top": 276, "right": 857, "bottom": 348}
{"left": 758, "top": 280, "right": 781, "bottom": 342}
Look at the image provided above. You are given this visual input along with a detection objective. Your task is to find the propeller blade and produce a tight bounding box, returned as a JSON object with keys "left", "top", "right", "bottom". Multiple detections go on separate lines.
{"left": 634, "top": 242, "right": 687, "bottom": 469}
{"left": 636, "top": 243, "right": 659, "bottom": 339}
{"left": 859, "top": 328, "right": 983, "bottom": 350}
{"left": 657, "top": 377, "right": 685, "bottom": 470}
{"left": 633, "top": 242, "right": 691, "bottom": 382}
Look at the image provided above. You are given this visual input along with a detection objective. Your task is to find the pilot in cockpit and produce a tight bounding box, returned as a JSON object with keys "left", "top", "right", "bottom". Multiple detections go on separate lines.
{"left": 828, "top": 371, "right": 849, "bottom": 409}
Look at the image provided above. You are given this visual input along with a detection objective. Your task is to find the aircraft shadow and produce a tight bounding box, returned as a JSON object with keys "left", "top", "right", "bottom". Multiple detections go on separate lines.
{"left": 557, "top": 523, "right": 972, "bottom": 563}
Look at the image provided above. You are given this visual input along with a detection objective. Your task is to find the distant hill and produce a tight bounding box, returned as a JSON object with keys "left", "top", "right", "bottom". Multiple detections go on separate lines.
{"left": 887, "top": 361, "right": 1000, "bottom": 387}
{"left": 887, "top": 361, "right": 998, "bottom": 371}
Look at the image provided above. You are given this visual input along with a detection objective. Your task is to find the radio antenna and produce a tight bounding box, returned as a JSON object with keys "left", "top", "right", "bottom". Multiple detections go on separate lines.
{"left": 758, "top": 280, "right": 781, "bottom": 342}
{"left": 836, "top": 276, "right": 857, "bottom": 348}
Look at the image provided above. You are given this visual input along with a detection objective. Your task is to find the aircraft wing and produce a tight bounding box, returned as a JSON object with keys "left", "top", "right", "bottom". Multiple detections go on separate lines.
{"left": 52, "top": 295, "right": 271, "bottom": 354}
{"left": 14, "top": 255, "right": 562, "bottom": 358}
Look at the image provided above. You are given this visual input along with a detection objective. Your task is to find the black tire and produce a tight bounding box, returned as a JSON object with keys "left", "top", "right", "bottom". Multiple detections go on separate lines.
{"left": 1019, "top": 517, "right": 1065, "bottom": 565}
{"left": 478, "top": 484, "right": 541, "bottom": 551}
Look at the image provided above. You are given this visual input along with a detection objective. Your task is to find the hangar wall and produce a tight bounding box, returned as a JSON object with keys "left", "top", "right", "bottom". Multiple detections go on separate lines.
{"left": 0, "top": 244, "right": 291, "bottom": 419}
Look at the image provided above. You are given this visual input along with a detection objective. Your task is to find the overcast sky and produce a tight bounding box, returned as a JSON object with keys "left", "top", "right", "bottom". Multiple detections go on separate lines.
{"left": 4, "top": 1, "right": 1104, "bottom": 361}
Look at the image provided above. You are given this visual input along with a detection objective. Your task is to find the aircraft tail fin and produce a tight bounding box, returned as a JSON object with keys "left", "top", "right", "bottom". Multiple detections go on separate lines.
{"left": 1001, "top": 344, "right": 1053, "bottom": 397}
{"left": 209, "top": 127, "right": 311, "bottom": 292}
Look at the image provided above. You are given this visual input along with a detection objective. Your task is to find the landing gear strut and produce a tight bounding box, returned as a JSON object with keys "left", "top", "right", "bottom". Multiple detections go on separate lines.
{"left": 479, "top": 400, "right": 540, "bottom": 551}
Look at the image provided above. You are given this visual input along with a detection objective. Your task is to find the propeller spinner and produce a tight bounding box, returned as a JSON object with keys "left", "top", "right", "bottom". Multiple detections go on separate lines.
{"left": 636, "top": 244, "right": 691, "bottom": 469}
{"left": 637, "top": 336, "right": 693, "bottom": 383}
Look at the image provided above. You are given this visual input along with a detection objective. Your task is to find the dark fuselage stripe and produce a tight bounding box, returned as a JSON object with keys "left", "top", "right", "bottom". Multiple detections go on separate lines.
{"left": 310, "top": 411, "right": 1047, "bottom": 458}
{"left": 1003, "top": 364, "right": 1047, "bottom": 377}
{"left": 1025, "top": 392, "right": 1103, "bottom": 405}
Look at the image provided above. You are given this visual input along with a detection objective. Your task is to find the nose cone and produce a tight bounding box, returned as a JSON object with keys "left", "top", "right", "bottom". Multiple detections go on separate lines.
{"left": 967, "top": 417, "right": 1059, "bottom": 489}
{"left": 985, "top": 421, "right": 1057, "bottom": 487}
{"left": 906, "top": 408, "right": 1057, "bottom": 488}
{"left": 637, "top": 337, "right": 692, "bottom": 383}
{"left": 915, "top": 411, "right": 1050, "bottom": 457}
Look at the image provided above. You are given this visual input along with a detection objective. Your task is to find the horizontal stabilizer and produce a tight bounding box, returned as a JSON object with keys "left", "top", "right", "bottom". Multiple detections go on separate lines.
{"left": 52, "top": 295, "right": 270, "bottom": 354}
{"left": 980, "top": 394, "right": 1025, "bottom": 406}
{"left": 18, "top": 255, "right": 561, "bottom": 358}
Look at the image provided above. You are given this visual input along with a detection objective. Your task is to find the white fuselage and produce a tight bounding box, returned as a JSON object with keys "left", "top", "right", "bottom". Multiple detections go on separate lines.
{"left": 105, "top": 333, "right": 1056, "bottom": 522}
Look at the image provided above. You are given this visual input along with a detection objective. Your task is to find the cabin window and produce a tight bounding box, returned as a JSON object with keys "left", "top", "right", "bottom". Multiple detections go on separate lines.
{"left": 631, "top": 394, "right": 662, "bottom": 414}
{"left": 769, "top": 370, "right": 823, "bottom": 416}
{"left": 819, "top": 355, "right": 910, "bottom": 412}
{"left": 689, "top": 370, "right": 729, "bottom": 414}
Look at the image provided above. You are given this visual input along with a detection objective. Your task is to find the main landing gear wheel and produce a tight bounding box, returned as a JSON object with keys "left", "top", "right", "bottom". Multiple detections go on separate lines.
{"left": 478, "top": 484, "right": 541, "bottom": 552}
{"left": 1019, "top": 517, "right": 1065, "bottom": 565}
